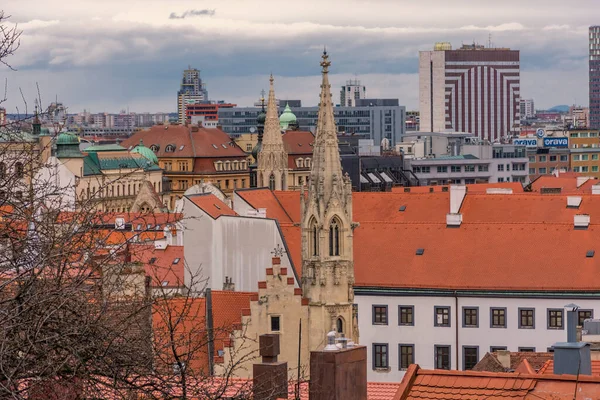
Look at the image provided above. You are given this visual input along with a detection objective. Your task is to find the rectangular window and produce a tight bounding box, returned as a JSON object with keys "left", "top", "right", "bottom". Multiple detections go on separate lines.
{"left": 498, "top": 164, "right": 504, "bottom": 171}
{"left": 422, "top": 166, "right": 430, "bottom": 173}
{"left": 550, "top": 156, "right": 557, "bottom": 162}
{"left": 463, "top": 346, "right": 479, "bottom": 370}
{"left": 399, "top": 306, "right": 414, "bottom": 326}
{"left": 464, "top": 165, "right": 475, "bottom": 172}
{"left": 435, "top": 345, "right": 451, "bottom": 370}
{"left": 270, "top": 315, "right": 281, "bottom": 332}
{"left": 498, "top": 177, "right": 504, "bottom": 182}
{"left": 437, "top": 166, "right": 448, "bottom": 173}
{"left": 548, "top": 309, "right": 564, "bottom": 329}
{"left": 519, "top": 308, "right": 535, "bottom": 329}
{"left": 399, "top": 344, "right": 414, "bottom": 370}
{"left": 593, "top": 166, "right": 599, "bottom": 173}
{"left": 490, "top": 346, "right": 507, "bottom": 352}
{"left": 582, "top": 154, "right": 590, "bottom": 161}
{"left": 519, "top": 347, "right": 536, "bottom": 352}
{"left": 539, "top": 156, "right": 547, "bottom": 162}
{"left": 574, "top": 155, "right": 581, "bottom": 161}
{"left": 594, "top": 154, "right": 599, "bottom": 161}
{"left": 539, "top": 167, "right": 547, "bottom": 174}
{"left": 451, "top": 165, "right": 461, "bottom": 173}
{"left": 574, "top": 166, "right": 580, "bottom": 172}
{"left": 528, "top": 156, "right": 536, "bottom": 163}
{"left": 373, "top": 343, "right": 389, "bottom": 369}
{"left": 463, "top": 307, "right": 479, "bottom": 327}
{"left": 434, "top": 306, "right": 450, "bottom": 327}
{"left": 582, "top": 166, "right": 589, "bottom": 173}
{"left": 373, "top": 305, "right": 388, "bottom": 325}
{"left": 529, "top": 168, "right": 536, "bottom": 174}
{"left": 578, "top": 310, "right": 593, "bottom": 326}
{"left": 491, "top": 308, "right": 506, "bottom": 328}
{"left": 561, "top": 155, "right": 568, "bottom": 162}
{"left": 478, "top": 165, "right": 488, "bottom": 172}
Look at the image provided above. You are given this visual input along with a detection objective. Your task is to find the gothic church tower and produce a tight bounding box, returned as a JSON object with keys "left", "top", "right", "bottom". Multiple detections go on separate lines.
{"left": 257, "top": 75, "right": 289, "bottom": 190}
{"left": 301, "top": 51, "right": 357, "bottom": 347}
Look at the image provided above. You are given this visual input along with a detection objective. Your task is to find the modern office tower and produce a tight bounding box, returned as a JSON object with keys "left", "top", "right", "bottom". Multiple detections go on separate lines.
{"left": 419, "top": 42, "right": 520, "bottom": 141}
{"left": 177, "top": 66, "right": 209, "bottom": 124}
{"left": 590, "top": 26, "right": 600, "bottom": 129}
{"left": 340, "top": 79, "right": 366, "bottom": 107}
{"left": 520, "top": 99, "right": 535, "bottom": 119}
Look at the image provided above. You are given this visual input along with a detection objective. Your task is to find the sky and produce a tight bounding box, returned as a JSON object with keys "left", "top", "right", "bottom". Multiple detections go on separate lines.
{"left": 0, "top": 0, "right": 598, "bottom": 114}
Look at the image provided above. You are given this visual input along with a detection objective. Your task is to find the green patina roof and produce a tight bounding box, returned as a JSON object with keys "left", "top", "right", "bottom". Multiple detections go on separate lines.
{"left": 279, "top": 103, "right": 297, "bottom": 129}
{"left": 130, "top": 139, "right": 158, "bottom": 164}
{"left": 0, "top": 130, "right": 37, "bottom": 143}
{"left": 84, "top": 144, "right": 127, "bottom": 152}
{"left": 83, "top": 152, "right": 161, "bottom": 176}
{"left": 56, "top": 132, "right": 79, "bottom": 145}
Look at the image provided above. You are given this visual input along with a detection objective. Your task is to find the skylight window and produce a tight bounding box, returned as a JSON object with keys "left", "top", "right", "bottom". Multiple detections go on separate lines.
{"left": 222, "top": 144, "right": 227, "bottom": 148}
{"left": 214, "top": 204, "right": 221, "bottom": 210}
{"left": 147, "top": 224, "right": 153, "bottom": 230}
{"left": 173, "top": 258, "right": 181, "bottom": 264}
{"left": 136, "top": 224, "right": 142, "bottom": 230}
{"left": 399, "top": 205, "right": 407, "bottom": 212}
{"left": 179, "top": 145, "right": 185, "bottom": 151}
{"left": 587, "top": 250, "right": 595, "bottom": 258}
{"left": 416, "top": 248, "right": 425, "bottom": 256}
{"left": 155, "top": 224, "right": 161, "bottom": 230}
{"left": 149, "top": 257, "right": 157, "bottom": 264}
{"left": 212, "top": 144, "right": 218, "bottom": 149}
{"left": 162, "top": 281, "right": 169, "bottom": 286}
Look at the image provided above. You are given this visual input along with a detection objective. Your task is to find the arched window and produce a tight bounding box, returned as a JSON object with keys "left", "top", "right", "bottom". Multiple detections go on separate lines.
{"left": 150, "top": 144, "right": 159, "bottom": 152}
{"left": 15, "top": 162, "right": 24, "bottom": 179}
{"left": 336, "top": 317, "right": 344, "bottom": 334}
{"left": 269, "top": 174, "right": 275, "bottom": 191}
{"left": 165, "top": 144, "right": 176, "bottom": 153}
{"left": 329, "top": 218, "right": 341, "bottom": 257}
{"left": 310, "top": 218, "right": 319, "bottom": 257}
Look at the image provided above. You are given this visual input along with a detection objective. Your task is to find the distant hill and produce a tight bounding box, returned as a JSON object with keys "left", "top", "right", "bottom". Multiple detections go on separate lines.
{"left": 546, "top": 105, "right": 570, "bottom": 113}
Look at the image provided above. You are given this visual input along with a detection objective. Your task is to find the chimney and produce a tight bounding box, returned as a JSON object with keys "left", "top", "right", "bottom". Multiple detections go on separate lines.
{"left": 552, "top": 304, "right": 592, "bottom": 376}
{"left": 485, "top": 188, "right": 513, "bottom": 194}
{"left": 592, "top": 184, "right": 600, "bottom": 195}
{"left": 223, "top": 276, "right": 235, "bottom": 291}
{"left": 446, "top": 213, "right": 462, "bottom": 228}
{"left": 449, "top": 185, "right": 466, "bottom": 214}
{"left": 574, "top": 214, "right": 590, "bottom": 229}
{"left": 163, "top": 226, "right": 174, "bottom": 245}
{"left": 253, "top": 334, "right": 288, "bottom": 400}
{"left": 309, "top": 332, "right": 367, "bottom": 400}
{"left": 577, "top": 176, "right": 590, "bottom": 188}
{"left": 496, "top": 350, "right": 511, "bottom": 370}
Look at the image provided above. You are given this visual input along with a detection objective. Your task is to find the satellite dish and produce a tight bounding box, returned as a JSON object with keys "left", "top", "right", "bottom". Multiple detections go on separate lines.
{"left": 250, "top": 127, "right": 256, "bottom": 133}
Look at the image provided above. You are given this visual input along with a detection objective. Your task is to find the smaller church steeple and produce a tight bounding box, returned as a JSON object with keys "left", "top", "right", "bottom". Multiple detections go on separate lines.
{"left": 32, "top": 102, "right": 41, "bottom": 136}
{"left": 257, "top": 75, "right": 289, "bottom": 191}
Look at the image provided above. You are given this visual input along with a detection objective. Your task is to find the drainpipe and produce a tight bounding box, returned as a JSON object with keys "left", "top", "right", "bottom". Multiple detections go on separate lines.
{"left": 455, "top": 291, "right": 459, "bottom": 370}
{"left": 206, "top": 288, "right": 215, "bottom": 375}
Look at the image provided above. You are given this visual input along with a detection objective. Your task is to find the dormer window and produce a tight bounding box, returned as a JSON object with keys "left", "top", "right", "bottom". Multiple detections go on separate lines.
{"left": 215, "top": 161, "right": 223, "bottom": 171}
{"left": 232, "top": 161, "right": 239, "bottom": 170}
{"left": 305, "top": 158, "right": 311, "bottom": 168}
{"left": 165, "top": 144, "right": 176, "bottom": 153}
{"left": 297, "top": 158, "right": 304, "bottom": 168}
{"left": 150, "top": 144, "right": 159, "bottom": 152}
{"left": 224, "top": 161, "right": 231, "bottom": 171}
{"left": 241, "top": 161, "right": 247, "bottom": 169}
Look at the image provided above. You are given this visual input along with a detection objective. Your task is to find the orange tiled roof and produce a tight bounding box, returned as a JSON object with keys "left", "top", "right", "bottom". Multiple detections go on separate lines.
{"left": 393, "top": 364, "right": 600, "bottom": 400}
{"left": 280, "top": 223, "right": 301, "bottom": 277}
{"left": 514, "top": 359, "right": 536, "bottom": 375}
{"left": 392, "top": 182, "right": 524, "bottom": 194}
{"left": 236, "top": 188, "right": 293, "bottom": 223}
{"left": 131, "top": 244, "right": 184, "bottom": 288}
{"left": 187, "top": 193, "right": 237, "bottom": 219}
{"left": 538, "top": 359, "right": 600, "bottom": 376}
{"left": 530, "top": 175, "right": 600, "bottom": 193}
{"left": 352, "top": 192, "right": 449, "bottom": 223}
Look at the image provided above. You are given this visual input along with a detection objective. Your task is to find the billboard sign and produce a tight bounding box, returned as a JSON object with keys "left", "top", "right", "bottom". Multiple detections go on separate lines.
{"left": 513, "top": 138, "right": 538, "bottom": 147}
{"left": 543, "top": 137, "right": 568, "bottom": 148}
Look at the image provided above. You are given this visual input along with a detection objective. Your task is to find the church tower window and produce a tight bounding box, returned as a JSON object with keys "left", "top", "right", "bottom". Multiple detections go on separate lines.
{"left": 336, "top": 317, "right": 344, "bottom": 334}
{"left": 269, "top": 174, "right": 275, "bottom": 191}
{"left": 310, "top": 218, "right": 319, "bottom": 257}
{"left": 329, "top": 218, "right": 341, "bottom": 256}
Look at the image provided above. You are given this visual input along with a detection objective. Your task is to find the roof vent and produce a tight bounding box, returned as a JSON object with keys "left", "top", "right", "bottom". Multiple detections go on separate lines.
{"left": 404, "top": 187, "right": 411, "bottom": 193}
{"left": 574, "top": 214, "right": 591, "bottom": 229}
{"left": 567, "top": 196, "right": 582, "bottom": 208}
{"left": 593, "top": 184, "right": 600, "bottom": 195}
{"left": 446, "top": 213, "right": 462, "bottom": 227}
{"left": 587, "top": 250, "right": 595, "bottom": 258}
{"left": 429, "top": 187, "right": 434, "bottom": 193}
{"left": 399, "top": 205, "right": 407, "bottom": 212}
{"left": 541, "top": 187, "right": 562, "bottom": 194}
{"left": 416, "top": 248, "right": 424, "bottom": 256}
{"left": 441, "top": 186, "right": 449, "bottom": 192}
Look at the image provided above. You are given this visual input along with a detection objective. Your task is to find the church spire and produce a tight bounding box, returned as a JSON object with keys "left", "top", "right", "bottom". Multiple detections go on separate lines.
{"left": 308, "top": 50, "right": 351, "bottom": 206}
{"left": 257, "top": 75, "right": 289, "bottom": 190}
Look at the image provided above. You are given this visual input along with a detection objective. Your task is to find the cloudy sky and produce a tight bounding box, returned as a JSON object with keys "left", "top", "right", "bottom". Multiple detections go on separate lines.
{"left": 1, "top": 0, "right": 598, "bottom": 113}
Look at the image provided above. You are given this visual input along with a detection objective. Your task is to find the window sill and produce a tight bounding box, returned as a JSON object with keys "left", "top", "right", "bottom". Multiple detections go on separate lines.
{"left": 491, "top": 326, "right": 507, "bottom": 329}
{"left": 398, "top": 323, "right": 414, "bottom": 327}
{"left": 373, "top": 323, "right": 388, "bottom": 326}
{"left": 463, "top": 325, "right": 478, "bottom": 328}
{"left": 434, "top": 325, "right": 451, "bottom": 328}
{"left": 518, "top": 326, "right": 535, "bottom": 329}
{"left": 547, "top": 327, "right": 564, "bottom": 330}
{"left": 373, "top": 367, "right": 391, "bottom": 373}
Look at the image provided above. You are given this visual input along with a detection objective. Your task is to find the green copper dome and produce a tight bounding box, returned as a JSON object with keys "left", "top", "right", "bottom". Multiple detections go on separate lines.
{"left": 279, "top": 103, "right": 297, "bottom": 130}
{"left": 56, "top": 131, "right": 80, "bottom": 145}
{"left": 131, "top": 139, "right": 158, "bottom": 165}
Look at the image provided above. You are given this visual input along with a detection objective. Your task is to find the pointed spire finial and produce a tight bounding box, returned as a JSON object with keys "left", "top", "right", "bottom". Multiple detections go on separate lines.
{"left": 270, "top": 73, "right": 274, "bottom": 84}
{"left": 320, "top": 48, "right": 331, "bottom": 73}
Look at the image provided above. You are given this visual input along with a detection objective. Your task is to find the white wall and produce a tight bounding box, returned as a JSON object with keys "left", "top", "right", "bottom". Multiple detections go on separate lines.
{"left": 356, "top": 293, "right": 600, "bottom": 382}
{"left": 34, "top": 157, "right": 77, "bottom": 211}
{"left": 182, "top": 197, "right": 299, "bottom": 294}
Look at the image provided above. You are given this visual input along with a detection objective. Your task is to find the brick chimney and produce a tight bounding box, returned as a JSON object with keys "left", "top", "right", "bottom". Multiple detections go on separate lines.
{"left": 253, "top": 334, "right": 288, "bottom": 400}
{"left": 309, "top": 334, "right": 367, "bottom": 400}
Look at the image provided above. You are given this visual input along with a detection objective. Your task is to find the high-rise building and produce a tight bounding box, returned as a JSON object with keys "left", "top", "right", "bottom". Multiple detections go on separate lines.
{"left": 590, "top": 26, "right": 600, "bottom": 129}
{"left": 520, "top": 99, "right": 535, "bottom": 119}
{"left": 419, "top": 42, "right": 520, "bottom": 141}
{"left": 177, "top": 66, "right": 209, "bottom": 124}
{"left": 0, "top": 107, "right": 5, "bottom": 126}
{"left": 340, "top": 79, "right": 366, "bottom": 107}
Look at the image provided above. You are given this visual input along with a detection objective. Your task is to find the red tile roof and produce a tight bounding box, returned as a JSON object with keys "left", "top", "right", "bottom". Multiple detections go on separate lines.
{"left": 282, "top": 130, "right": 314, "bottom": 155}
{"left": 131, "top": 244, "right": 184, "bottom": 288}
{"left": 353, "top": 192, "right": 449, "bottom": 223}
{"left": 530, "top": 175, "right": 600, "bottom": 193}
{"left": 236, "top": 189, "right": 293, "bottom": 223}
{"left": 392, "top": 182, "right": 524, "bottom": 194}
{"left": 121, "top": 125, "right": 246, "bottom": 159}
{"left": 538, "top": 359, "right": 600, "bottom": 376}
{"left": 394, "top": 364, "right": 600, "bottom": 400}
{"left": 188, "top": 193, "right": 237, "bottom": 219}
{"left": 514, "top": 359, "right": 536, "bottom": 375}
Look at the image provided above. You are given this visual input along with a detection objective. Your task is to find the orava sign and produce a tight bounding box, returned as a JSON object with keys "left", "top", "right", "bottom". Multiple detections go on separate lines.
{"left": 513, "top": 139, "right": 538, "bottom": 147}
{"left": 543, "top": 137, "right": 568, "bottom": 148}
